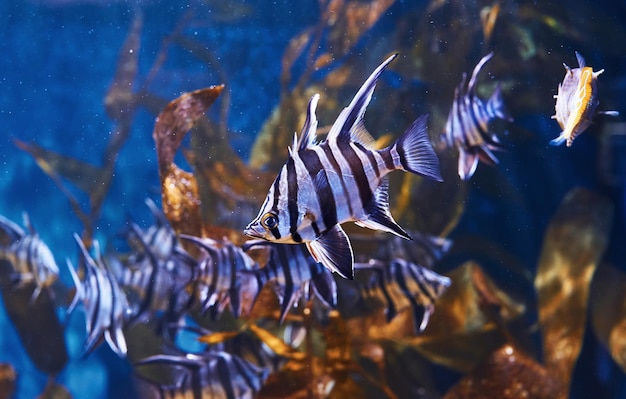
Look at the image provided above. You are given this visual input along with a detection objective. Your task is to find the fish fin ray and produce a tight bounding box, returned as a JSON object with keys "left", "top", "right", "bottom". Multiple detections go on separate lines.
{"left": 458, "top": 149, "right": 479, "bottom": 180}
{"left": 467, "top": 52, "right": 493, "bottom": 93}
{"left": 306, "top": 225, "right": 354, "bottom": 280}
{"left": 487, "top": 84, "right": 513, "bottom": 122}
{"left": 575, "top": 51, "right": 586, "bottom": 68}
{"left": 393, "top": 114, "right": 442, "bottom": 181}
{"left": 298, "top": 94, "right": 320, "bottom": 151}
{"left": 311, "top": 267, "right": 337, "bottom": 307}
{"left": 549, "top": 132, "right": 567, "bottom": 146}
{"left": 327, "top": 54, "right": 397, "bottom": 144}
{"left": 358, "top": 178, "right": 411, "bottom": 240}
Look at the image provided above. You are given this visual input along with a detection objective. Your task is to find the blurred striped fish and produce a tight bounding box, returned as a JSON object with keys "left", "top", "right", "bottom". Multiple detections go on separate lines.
{"left": 355, "top": 258, "right": 450, "bottom": 332}
{"left": 67, "top": 234, "right": 130, "bottom": 357}
{"left": 115, "top": 222, "right": 196, "bottom": 327}
{"left": 245, "top": 54, "right": 442, "bottom": 280}
{"left": 242, "top": 240, "right": 337, "bottom": 323}
{"left": 181, "top": 235, "right": 257, "bottom": 318}
{"left": 135, "top": 350, "right": 270, "bottom": 399}
{"left": 444, "top": 52, "right": 512, "bottom": 180}
{"left": 0, "top": 214, "right": 59, "bottom": 302}
{"left": 550, "top": 51, "right": 619, "bottom": 147}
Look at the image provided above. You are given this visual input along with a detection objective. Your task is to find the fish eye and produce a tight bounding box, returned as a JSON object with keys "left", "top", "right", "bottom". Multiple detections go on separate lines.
{"left": 261, "top": 213, "right": 278, "bottom": 230}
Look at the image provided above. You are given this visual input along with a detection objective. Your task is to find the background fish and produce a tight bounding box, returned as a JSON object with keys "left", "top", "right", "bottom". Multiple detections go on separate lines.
{"left": 0, "top": 214, "right": 59, "bottom": 302}
{"left": 550, "top": 51, "right": 619, "bottom": 147}
{"left": 135, "top": 350, "right": 270, "bottom": 399}
{"left": 242, "top": 240, "right": 337, "bottom": 323}
{"left": 181, "top": 235, "right": 258, "bottom": 319}
{"left": 443, "top": 52, "right": 512, "bottom": 180}
{"left": 245, "top": 54, "right": 442, "bottom": 280}
{"left": 67, "top": 234, "right": 130, "bottom": 357}
{"left": 354, "top": 258, "right": 451, "bottom": 332}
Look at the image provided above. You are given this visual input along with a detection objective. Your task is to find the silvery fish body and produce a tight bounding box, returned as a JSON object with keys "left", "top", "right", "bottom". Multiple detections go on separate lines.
{"left": 67, "top": 234, "right": 130, "bottom": 357}
{"left": 245, "top": 54, "right": 442, "bottom": 280}
{"left": 0, "top": 214, "right": 59, "bottom": 302}
{"left": 550, "top": 51, "right": 619, "bottom": 147}
{"left": 444, "top": 52, "right": 512, "bottom": 180}
{"left": 181, "top": 235, "right": 258, "bottom": 318}
{"left": 242, "top": 240, "right": 337, "bottom": 323}
{"left": 355, "top": 258, "right": 450, "bottom": 332}
{"left": 136, "top": 351, "right": 270, "bottom": 399}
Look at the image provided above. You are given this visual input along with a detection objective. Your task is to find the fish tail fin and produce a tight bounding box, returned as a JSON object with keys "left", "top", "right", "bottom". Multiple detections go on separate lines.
{"left": 549, "top": 132, "right": 568, "bottom": 146}
{"left": 392, "top": 114, "right": 443, "bottom": 182}
{"left": 487, "top": 85, "right": 513, "bottom": 122}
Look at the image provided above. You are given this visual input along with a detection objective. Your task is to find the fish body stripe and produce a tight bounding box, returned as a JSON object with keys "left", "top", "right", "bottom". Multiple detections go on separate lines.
{"left": 286, "top": 157, "right": 302, "bottom": 243}
{"left": 318, "top": 145, "right": 354, "bottom": 219}
{"left": 299, "top": 149, "right": 337, "bottom": 237}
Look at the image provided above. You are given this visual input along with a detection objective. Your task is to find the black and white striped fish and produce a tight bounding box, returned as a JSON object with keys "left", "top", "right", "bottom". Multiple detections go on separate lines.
{"left": 355, "top": 258, "right": 450, "bottom": 332}
{"left": 244, "top": 54, "right": 442, "bottom": 280}
{"left": 135, "top": 350, "right": 270, "bottom": 399}
{"left": 443, "top": 52, "right": 512, "bottom": 180}
{"left": 0, "top": 214, "right": 59, "bottom": 302}
{"left": 180, "top": 235, "right": 257, "bottom": 318}
{"left": 67, "top": 234, "right": 130, "bottom": 357}
{"left": 115, "top": 222, "right": 196, "bottom": 327}
{"left": 242, "top": 240, "right": 337, "bottom": 323}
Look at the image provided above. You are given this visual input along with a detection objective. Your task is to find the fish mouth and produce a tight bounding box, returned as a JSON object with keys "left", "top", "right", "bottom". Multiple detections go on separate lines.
{"left": 243, "top": 225, "right": 265, "bottom": 239}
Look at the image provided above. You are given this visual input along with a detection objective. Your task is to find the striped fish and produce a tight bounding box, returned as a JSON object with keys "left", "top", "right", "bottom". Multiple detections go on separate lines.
{"left": 67, "top": 234, "right": 130, "bottom": 357}
{"left": 0, "top": 214, "right": 59, "bottom": 302}
{"left": 355, "top": 258, "right": 450, "bottom": 332}
{"left": 242, "top": 240, "right": 337, "bottom": 323}
{"left": 550, "top": 51, "right": 619, "bottom": 147}
{"left": 245, "top": 54, "right": 442, "bottom": 280}
{"left": 180, "top": 235, "right": 258, "bottom": 318}
{"left": 135, "top": 351, "right": 270, "bottom": 399}
{"left": 444, "top": 52, "right": 512, "bottom": 180}
{"left": 115, "top": 222, "right": 196, "bottom": 327}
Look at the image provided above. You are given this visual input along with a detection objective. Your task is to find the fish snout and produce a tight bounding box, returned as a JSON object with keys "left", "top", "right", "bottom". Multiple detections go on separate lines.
{"left": 244, "top": 223, "right": 266, "bottom": 239}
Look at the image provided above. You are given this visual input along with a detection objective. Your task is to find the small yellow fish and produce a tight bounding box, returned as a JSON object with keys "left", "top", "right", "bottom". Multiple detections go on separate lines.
{"left": 551, "top": 52, "right": 618, "bottom": 147}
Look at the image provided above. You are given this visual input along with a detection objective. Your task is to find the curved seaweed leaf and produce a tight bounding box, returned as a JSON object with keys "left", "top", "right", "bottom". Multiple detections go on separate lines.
{"left": 535, "top": 187, "right": 613, "bottom": 397}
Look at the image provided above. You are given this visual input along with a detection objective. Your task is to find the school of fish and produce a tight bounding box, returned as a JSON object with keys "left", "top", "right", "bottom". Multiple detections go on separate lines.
{"left": 0, "top": 50, "right": 620, "bottom": 399}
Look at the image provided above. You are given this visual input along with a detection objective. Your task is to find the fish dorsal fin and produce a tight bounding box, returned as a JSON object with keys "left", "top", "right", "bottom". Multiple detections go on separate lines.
{"left": 298, "top": 94, "right": 320, "bottom": 151}
{"left": 327, "top": 53, "right": 398, "bottom": 144}
{"left": 22, "top": 212, "right": 36, "bottom": 235}
{"left": 467, "top": 52, "right": 493, "bottom": 94}
{"left": 306, "top": 224, "right": 354, "bottom": 280}
{"left": 355, "top": 177, "right": 411, "bottom": 240}
{"left": 66, "top": 259, "right": 83, "bottom": 315}
{"left": 575, "top": 51, "right": 586, "bottom": 68}
{"left": 352, "top": 119, "right": 377, "bottom": 148}
{"left": 0, "top": 215, "right": 25, "bottom": 242}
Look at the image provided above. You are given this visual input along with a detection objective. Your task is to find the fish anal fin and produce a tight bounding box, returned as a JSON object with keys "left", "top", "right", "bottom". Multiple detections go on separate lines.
{"left": 458, "top": 148, "right": 479, "bottom": 180}
{"left": 306, "top": 224, "right": 354, "bottom": 280}
{"left": 311, "top": 268, "right": 337, "bottom": 307}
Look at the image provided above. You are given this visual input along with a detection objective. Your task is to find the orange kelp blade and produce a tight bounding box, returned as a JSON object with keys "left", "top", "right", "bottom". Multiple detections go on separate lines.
{"left": 152, "top": 86, "right": 224, "bottom": 238}
{"left": 535, "top": 187, "right": 613, "bottom": 397}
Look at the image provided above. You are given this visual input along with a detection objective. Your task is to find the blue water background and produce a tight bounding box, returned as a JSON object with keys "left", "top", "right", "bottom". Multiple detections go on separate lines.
{"left": 0, "top": 0, "right": 625, "bottom": 398}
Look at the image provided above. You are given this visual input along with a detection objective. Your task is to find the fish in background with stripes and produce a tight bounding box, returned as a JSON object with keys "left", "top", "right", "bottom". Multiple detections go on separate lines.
{"left": 443, "top": 52, "right": 512, "bottom": 180}
{"left": 245, "top": 53, "right": 442, "bottom": 280}
{"left": 354, "top": 258, "right": 451, "bottom": 332}
{"left": 550, "top": 51, "right": 619, "bottom": 147}
{"left": 0, "top": 213, "right": 59, "bottom": 302}
{"left": 135, "top": 349, "right": 270, "bottom": 399}
{"left": 180, "top": 234, "right": 258, "bottom": 319}
{"left": 241, "top": 240, "right": 337, "bottom": 323}
{"left": 67, "top": 234, "right": 130, "bottom": 357}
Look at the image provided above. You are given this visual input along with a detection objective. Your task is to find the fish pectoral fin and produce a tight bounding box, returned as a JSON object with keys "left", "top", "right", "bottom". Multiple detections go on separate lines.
{"left": 357, "top": 178, "right": 412, "bottom": 240}
{"left": 306, "top": 225, "right": 354, "bottom": 280}
{"left": 549, "top": 132, "right": 567, "bottom": 146}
